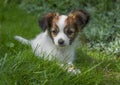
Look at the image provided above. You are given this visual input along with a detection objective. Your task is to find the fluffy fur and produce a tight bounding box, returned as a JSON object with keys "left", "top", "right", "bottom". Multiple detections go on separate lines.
{"left": 15, "top": 10, "right": 90, "bottom": 74}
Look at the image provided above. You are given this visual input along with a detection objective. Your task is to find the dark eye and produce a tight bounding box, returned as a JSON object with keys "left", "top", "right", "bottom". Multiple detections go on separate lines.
{"left": 51, "top": 30, "right": 58, "bottom": 34}
{"left": 67, "top": 30, "right": 74, "bottom": 35}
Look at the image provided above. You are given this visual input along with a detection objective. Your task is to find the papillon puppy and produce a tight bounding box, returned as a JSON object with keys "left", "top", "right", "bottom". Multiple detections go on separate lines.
{"left": 15, "top": 10, "right": 90, "bottom": 74}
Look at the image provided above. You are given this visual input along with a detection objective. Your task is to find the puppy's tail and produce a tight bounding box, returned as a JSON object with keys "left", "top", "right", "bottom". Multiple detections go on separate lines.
{"left": 14, "top": 36, "right": 30, "bottom": 45}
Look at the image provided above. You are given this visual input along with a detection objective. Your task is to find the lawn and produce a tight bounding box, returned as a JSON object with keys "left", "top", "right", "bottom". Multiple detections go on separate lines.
{"left": 0, "top": 1, "right": 120, "bottom": 85}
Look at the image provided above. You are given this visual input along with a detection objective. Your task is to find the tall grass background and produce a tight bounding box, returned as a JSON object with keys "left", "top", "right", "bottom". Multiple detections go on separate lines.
{"left": 0, "top": 0, "right": 120, "bottom": 85}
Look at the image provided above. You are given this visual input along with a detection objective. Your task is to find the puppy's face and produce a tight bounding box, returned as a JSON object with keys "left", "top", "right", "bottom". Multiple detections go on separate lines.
{"left": 39, "top": 10, "right": 90, "bottom": 47}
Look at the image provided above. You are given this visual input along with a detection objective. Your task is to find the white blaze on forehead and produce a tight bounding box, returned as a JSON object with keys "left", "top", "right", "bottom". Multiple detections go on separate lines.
{"left": 56, "top": 15, "right": 68, "bottom": 31}
{"left": 53, "top": 15, "right": 70, "bottom": 46}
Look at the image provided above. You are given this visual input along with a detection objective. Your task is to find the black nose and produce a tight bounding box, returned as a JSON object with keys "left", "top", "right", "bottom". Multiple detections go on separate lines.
{"left": 58, "top": 39, "right": 64, "bottom": 45}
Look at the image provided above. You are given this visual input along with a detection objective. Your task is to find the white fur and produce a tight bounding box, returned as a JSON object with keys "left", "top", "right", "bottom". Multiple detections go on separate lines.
{"left": 15, "top": 31, "right": 77, "bottom": 63}
{"left": 15, "top": 15, "right": 81, "bottom": 74}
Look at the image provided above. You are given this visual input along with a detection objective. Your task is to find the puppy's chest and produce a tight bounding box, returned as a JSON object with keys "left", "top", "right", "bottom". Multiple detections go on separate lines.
{"left": 49, "top": 47, "right": 75, "bottom": 62}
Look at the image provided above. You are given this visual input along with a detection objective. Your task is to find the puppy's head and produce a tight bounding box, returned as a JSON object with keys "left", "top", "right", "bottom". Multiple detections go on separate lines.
{"left": 39, "top": 10, "right": 90, "bottom": 47}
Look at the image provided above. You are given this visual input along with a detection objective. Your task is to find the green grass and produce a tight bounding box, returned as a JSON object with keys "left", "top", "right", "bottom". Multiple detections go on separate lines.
{"left": 0, "top": 2, "right": 120, "bottom": 85}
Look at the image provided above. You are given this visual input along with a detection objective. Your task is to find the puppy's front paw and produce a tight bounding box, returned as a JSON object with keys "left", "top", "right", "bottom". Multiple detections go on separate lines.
{"left": 67, "top": 63, "right": 81, "bottom": 75}
{"left": 67, "top": 66, "right": 81, "bottom": 75}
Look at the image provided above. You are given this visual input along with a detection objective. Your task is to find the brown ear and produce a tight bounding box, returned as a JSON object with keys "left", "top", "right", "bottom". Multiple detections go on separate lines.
{"left": 69, "top": 10, "right": 90, "bottom": 30}
{"left": 38, "top": 13, "right": 58, "bottom": 31}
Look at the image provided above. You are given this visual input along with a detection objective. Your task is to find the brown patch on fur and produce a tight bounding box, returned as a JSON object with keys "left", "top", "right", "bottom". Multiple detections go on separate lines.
{"left": 51, "top": 24, "right": 59, "bottom": 37}
{"left": 39, "top": 12, "right": 59, "bottom": 32}
{"left": 50, "top": 13, "right": 59, "bottom": 37}
{"left": 65, "top": 16, "right": 79, "bottom": 44}
{"left": 39, "top": 12, "right": 60, "bottom": 42}
{"left": 64, "top": 10, "right": 90, "bottom": 44}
